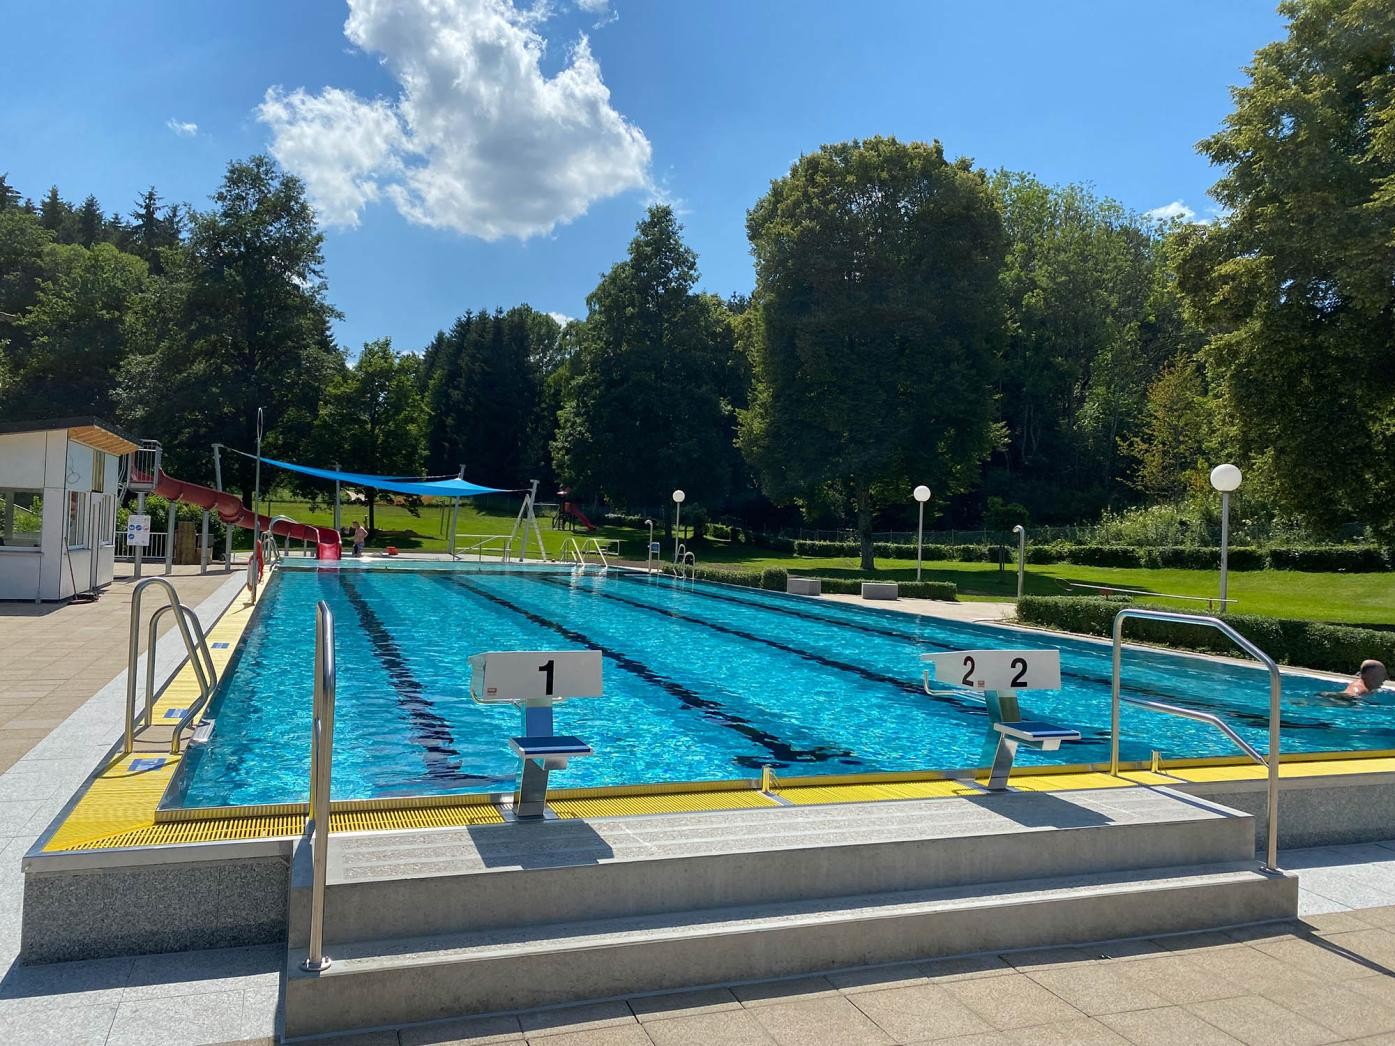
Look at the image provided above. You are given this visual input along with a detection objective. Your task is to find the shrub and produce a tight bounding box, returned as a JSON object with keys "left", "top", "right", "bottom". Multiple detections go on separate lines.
{"left": 760, "top": 567, "right": 788, "bottom": 591}
{"left": 662, "top": 564, "right": 763, "bottom": 588}
{"left": 812, "top": 577, "right": 957, "bottom": 601}
{"left": 1063, "top": 544, "right": 1144, "bottom": 567}
{"left": 1016, "top": 595, "right": 1395, "bottom": 674}
{"left": 1266, "top": 545, "right": 1388, "bottom": 572}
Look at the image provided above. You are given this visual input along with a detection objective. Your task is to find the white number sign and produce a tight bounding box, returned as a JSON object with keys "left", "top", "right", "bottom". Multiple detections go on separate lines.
{"left": 469, "top": 650, "right": 603, "bottom": 704}
{"left": 126, "top": 514, "right": 152, "bottom": 547}
{"left": 921, "top": 649, "right": 1061, "bottom": 692}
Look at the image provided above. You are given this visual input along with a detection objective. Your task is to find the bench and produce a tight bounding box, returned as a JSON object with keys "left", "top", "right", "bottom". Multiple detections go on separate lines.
{"left": 921, "top": 649, "right": 1079, "bottom": 790}
{"left": 469, "top": 651, "right": 604, "bottom": 819}
{"left": 786, "top": 577, "right": 822, "bottom": 596}
{"left": 861, "top": 581, "right": 898, "bottom": 600}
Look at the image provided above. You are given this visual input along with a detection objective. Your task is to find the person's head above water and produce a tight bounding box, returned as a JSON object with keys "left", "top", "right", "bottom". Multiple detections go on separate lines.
{"left": 1360, "top": 660, "right": 1388, "bottom": 688}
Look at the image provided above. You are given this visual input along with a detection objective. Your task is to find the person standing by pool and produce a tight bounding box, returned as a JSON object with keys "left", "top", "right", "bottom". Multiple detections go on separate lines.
{"left": 351, "top": 521, "right": 367, "bottom": 557}
{"left": 1343, "top": 660, "right": 1388, "bottom": 697}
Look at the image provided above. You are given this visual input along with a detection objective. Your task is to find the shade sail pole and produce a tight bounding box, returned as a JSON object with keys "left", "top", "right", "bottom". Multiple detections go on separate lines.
{"left": 447, "top": 465, "right": 463, "bottom": 560}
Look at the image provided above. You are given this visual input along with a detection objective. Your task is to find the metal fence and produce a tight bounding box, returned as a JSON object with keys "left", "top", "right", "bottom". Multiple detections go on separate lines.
{"left": 115, "top": 531, "right": 169, "bottom": 561}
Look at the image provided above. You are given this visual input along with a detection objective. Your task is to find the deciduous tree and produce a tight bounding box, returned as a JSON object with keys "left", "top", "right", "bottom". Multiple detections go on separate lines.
{"left": 741, "top": 137, "right": 1004, "bottom": 569}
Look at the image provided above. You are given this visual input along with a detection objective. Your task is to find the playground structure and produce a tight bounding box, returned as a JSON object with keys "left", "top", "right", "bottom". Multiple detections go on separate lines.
{"left": 552, "top": 487, "right": 597, "bottom": 532}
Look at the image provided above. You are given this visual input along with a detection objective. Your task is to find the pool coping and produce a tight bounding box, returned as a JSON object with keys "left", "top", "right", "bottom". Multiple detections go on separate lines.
{"left": 24, "top": 558, "right": 1395, "bottom": 871}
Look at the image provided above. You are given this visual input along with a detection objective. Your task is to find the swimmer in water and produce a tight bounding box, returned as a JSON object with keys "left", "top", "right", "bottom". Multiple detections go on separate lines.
{"left": 1342, "top": 659, "right": 1388, "bottom": 698}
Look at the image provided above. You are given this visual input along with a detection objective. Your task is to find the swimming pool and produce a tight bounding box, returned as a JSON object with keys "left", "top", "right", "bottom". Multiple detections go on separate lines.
{"left": 167, "top": 563, "right": 1392, "bottom": 809}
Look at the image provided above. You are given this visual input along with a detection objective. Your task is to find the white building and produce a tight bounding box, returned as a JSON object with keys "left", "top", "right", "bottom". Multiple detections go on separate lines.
{"left": 0, "top": 417, "right": 135, "bottom": 601}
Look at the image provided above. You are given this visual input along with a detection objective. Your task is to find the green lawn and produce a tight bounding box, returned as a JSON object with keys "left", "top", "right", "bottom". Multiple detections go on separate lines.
{"left": 249, "top": 498, "right": 1393, "bottom": 627}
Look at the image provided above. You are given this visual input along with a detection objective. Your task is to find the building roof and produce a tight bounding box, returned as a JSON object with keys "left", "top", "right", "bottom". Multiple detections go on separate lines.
{"left": 0, "top": 416, "right": 141, "bottom": 455}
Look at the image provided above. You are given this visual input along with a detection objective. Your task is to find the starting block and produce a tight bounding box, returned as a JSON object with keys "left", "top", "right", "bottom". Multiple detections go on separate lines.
{"left": 469, "top": 650, "right": 603, "bottom": 818}
{"left": 921, "top": 649, "right": 1079, "bottom": 790}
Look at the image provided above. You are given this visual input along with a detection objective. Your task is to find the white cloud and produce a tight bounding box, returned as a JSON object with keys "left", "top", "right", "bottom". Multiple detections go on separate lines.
{"left": 576, "top": 0, "right": 617, "bottom": 26}
{"left": 547, "top": 311, "right": 576, "bottom": 327}
{"left": 259, "top": 87, "right": 404, "bottom": 227}
{"left": 258, "top": 0, "right": 651, "bottom": 240}
{"left": 166, "top": 119, "right": 198, "bottom": 137}
{"left": 1144, "top": 200, "right": 1197, "bottom": 223}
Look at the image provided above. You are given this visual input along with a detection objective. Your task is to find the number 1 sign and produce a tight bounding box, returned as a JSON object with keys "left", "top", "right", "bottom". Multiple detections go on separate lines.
{"left": 921, "top": 649, "right": 1061, "bottom": 692}
{"left": 468, "top": 650, "right": 604, "bottom": 704}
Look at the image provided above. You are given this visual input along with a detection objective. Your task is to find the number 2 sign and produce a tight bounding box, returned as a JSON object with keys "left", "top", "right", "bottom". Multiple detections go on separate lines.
{"left": 921, "top": 649, "right": 1061, "bottom": 692}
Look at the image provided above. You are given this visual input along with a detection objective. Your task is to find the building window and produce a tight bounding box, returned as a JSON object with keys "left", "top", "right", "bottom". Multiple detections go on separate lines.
{"left": 0, "top": 489, "right": 43, "bottom": 549}
{"left": 92, "top": 450, "right": 105, "bottom": 493}
{"left": 67, "top": 491, "right": 88, "bottom": 549}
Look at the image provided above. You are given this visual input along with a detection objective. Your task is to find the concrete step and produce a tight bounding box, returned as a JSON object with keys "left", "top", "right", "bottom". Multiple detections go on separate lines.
{"left": 283, "top": 861, "right": 1297, "bottom": 1039}
{"left": 289, "top": 788, "right": 1257, "bottom": 946}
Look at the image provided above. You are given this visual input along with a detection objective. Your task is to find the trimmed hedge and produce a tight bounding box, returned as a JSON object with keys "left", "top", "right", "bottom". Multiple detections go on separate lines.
{"left": 659, "top": 564, "right": 956, "bottom": 600}
{"left": 792, "top": 539, "right": 988, "bottom": 561}
{"left": 816, "top": 577, "right": 959, "bottom": 601}
{"left": 1266, "top": 545, "right": 1390, "bottom": 572}
{"left": 1016, "top": 595, "right": 1395, "bottom": 675}
{"left": 790, "top": 538, "right": 1386, "bottom": 572}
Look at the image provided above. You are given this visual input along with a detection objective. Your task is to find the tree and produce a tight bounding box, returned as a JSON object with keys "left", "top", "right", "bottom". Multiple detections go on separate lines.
{"left": 552, "top": 206, "right": 742, "bottom": 526}
{"left": 119, "top": 155, "right": 343, "bottom": 495}
{"left": 419, "top": 306, "right": 559, "bottom": 486}
{"left": 311, "top": 339, "right": 428, "bottom": 533}
{"left": 124, "top": 187, "right": 183, "bottom": 275}
{"left": 1119, "top": 358, "right": 1215, "bottom": 500}
{"left": 1174, "top": 0, "right": 1395, "bottom": 543}
{"left": 987, "top": 173, "right": 1199, "bottom": 520}
{"left": 10, "top": 242, "right": 149, "bottom": 418}
{"left": 741, "top": 137, "right": 1005, "bottom": 569}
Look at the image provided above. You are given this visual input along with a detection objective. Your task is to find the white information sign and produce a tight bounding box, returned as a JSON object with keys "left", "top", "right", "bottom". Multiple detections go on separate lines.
{"left": 921, "top": 649, "right": 1061, "bottom": 692}
{"left": 126, "top": 514, "right": 152, "bottom": 547}
{"left": 469, "top": 650, "right": 603, "bottom": 704}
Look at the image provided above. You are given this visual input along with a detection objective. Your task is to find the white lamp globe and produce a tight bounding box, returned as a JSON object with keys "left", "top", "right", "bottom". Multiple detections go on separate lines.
{"left": 913, "top": 485, "right": 931, "bottom": 503}
{"left": 672, "top": 489, "right": 686, "bottom": 504}
{"left": 1209, "top": 464, "right": 1242, "bottom": 493}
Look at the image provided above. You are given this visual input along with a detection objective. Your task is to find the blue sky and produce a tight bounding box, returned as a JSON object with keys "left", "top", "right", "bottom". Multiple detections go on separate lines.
{"left": 3, "top": 0, "right": 1285, "bottom": 355}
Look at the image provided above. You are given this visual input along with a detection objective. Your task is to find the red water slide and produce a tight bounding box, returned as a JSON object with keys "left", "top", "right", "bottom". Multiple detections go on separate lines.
{"left": 147, "top": 470, "right": 342, "bottom": 560}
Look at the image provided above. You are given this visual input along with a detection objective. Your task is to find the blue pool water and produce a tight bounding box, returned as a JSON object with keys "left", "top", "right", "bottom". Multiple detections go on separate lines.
{"left": 169, "top": 563, "right": 1393, "bottom": 809}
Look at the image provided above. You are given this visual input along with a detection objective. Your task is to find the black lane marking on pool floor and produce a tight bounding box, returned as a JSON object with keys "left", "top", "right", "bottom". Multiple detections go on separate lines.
{"left": 606, "top": 573, "right": 1335, "bottom": 734}
{"left": 521, "top": 572, "right": 1043, "bottom": 729}
{"left": 335, "top": 571, "right": 507, "bottom": 784}
{"left": 431, "top": 572, "right": 851, "bottom": 768}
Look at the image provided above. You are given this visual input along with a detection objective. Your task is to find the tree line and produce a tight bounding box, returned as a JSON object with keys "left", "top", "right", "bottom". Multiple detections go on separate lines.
{"left": 1, "top": 0, "right": 1389, "bottom": 561}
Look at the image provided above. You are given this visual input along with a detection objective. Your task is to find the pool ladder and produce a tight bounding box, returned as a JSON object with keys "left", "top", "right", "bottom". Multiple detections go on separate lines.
{"left": 673, "top": 544, "right": 696, "bottom": 583}
{"left": 123, "top": 577, "right": 218, "bottom": 755}
{"left": 564, "top": 536, "right": 610, "bottom": 570}
{"left": 1108, "top": 607, "right": 1283, "bottom": 872}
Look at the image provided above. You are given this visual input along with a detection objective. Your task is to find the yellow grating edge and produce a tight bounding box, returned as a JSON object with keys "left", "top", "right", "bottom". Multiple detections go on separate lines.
{"left": 58, "top": 801, "right": 509, "bottom": 851}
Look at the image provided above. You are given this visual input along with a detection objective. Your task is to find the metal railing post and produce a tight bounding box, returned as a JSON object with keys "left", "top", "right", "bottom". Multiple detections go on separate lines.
{"left": 1110, "top": 607, "right": 1283, "bottom": 872}
{"left": 303, "top": 600, "right": 336, "bottom": 973}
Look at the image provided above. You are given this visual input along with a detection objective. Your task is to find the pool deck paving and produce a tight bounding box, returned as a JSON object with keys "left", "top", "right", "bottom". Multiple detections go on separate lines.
{"left": 2, "top": 560, "right": 1395, "bottom": 1043}
{"left": 0, "top": 564, "right": 236, "bottom": 775}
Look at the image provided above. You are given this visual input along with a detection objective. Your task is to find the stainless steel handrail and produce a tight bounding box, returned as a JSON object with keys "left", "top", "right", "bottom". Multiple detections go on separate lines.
{"left": 453, "top": 534, "right": 510, "bottom": 562}
{"left": 303, "top": 600, "right": 336, "bottom": 973}
{"left": 269, "top": 515, "right": 298, "bottom": 557}
{"left": 680, "top": 549, "right": 696, "bottom": 580}
{"left": 1120, "top": 696, "right": 1265, "bottom": 765}
{"left": 124, "top": 578, "right": 213, "bottom": 755}
{"left": 586, "top": 538, "right": 610, "bottom": 569}
{"left": 143, "top": 603, "right": 218, "bottom": 753}
{"left": 563, "top": 537, "right": 586, "bottom": 566}
{"left": 1110, "top": 607, "right": 1283, "bottom": 872}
